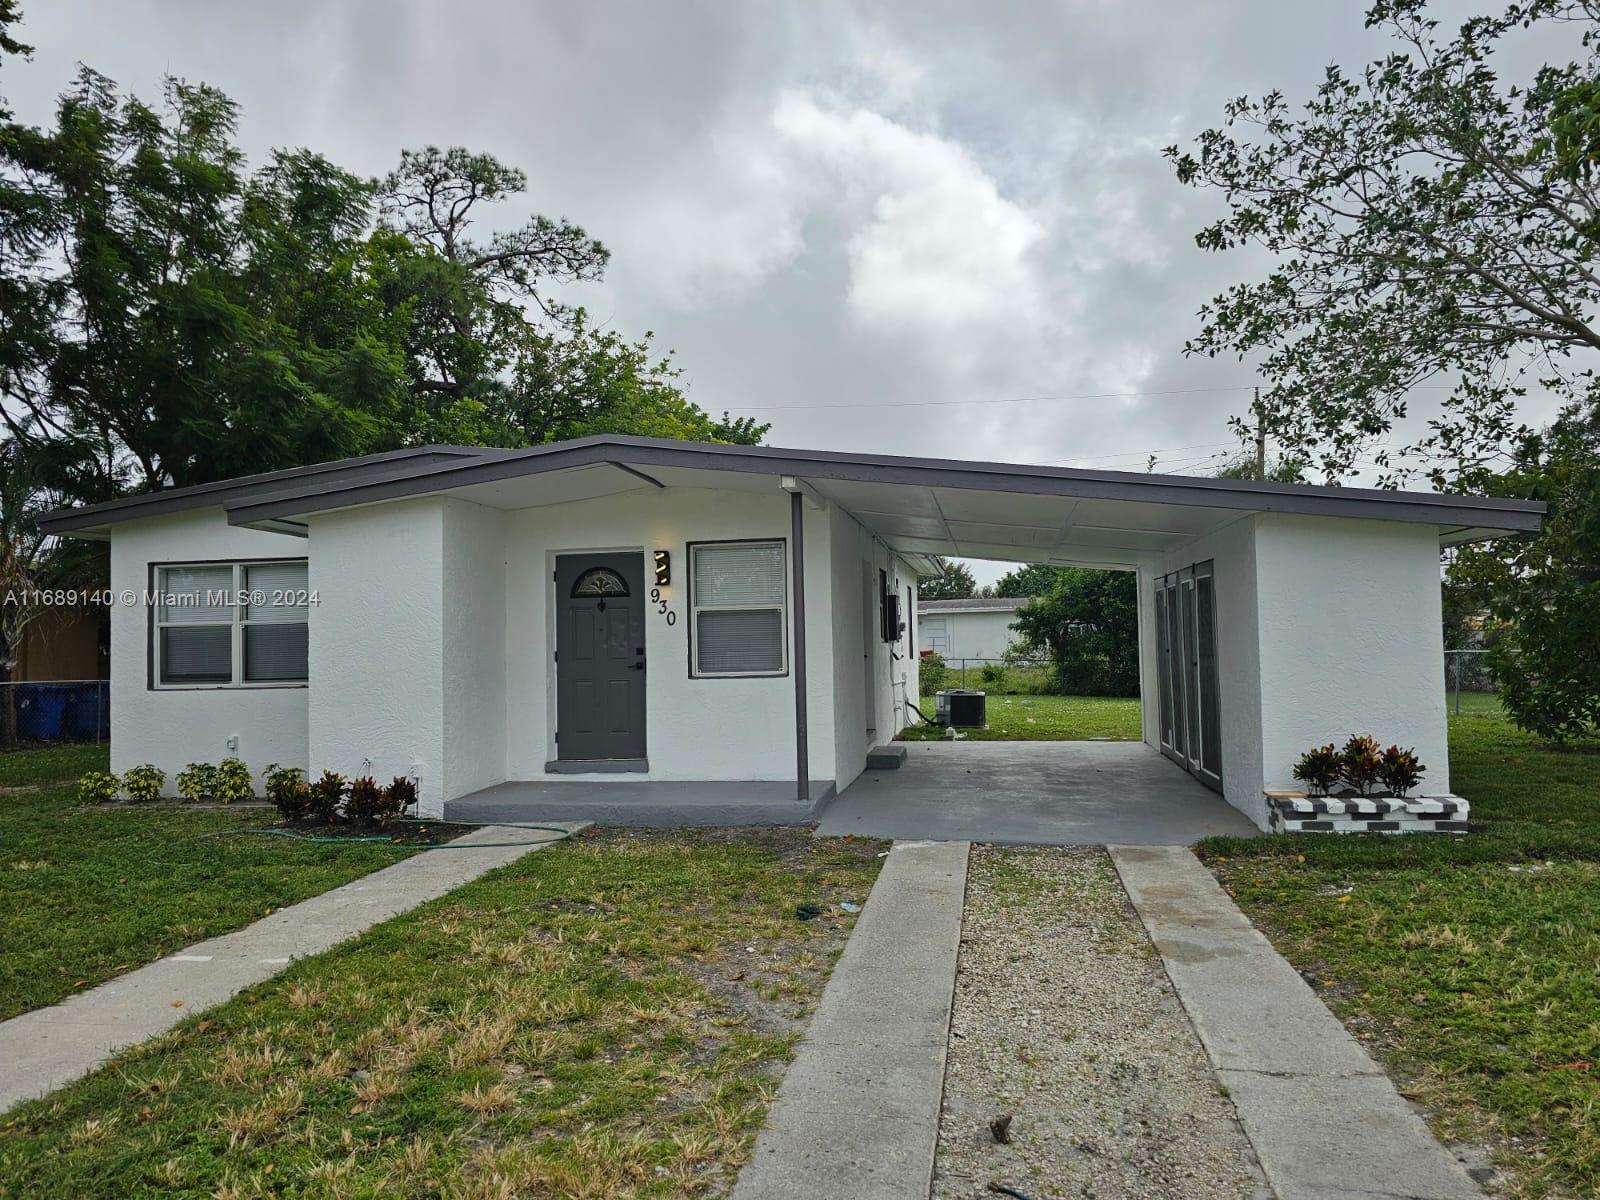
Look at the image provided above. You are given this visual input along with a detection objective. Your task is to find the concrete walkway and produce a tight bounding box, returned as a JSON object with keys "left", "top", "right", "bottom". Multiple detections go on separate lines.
{"left": 731, "top": 840, "right": 969, "bottom": 1200}
{"left": 1111, "top": 846, "right": 1483, "bottom": 1200}
{"left": 0, "top": 822, "right": 584, "bottom": 1113}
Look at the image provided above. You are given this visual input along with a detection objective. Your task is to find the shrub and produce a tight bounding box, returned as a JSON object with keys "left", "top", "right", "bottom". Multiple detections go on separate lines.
{"left": 263, "top": 764, "right": 311, "bottom": 821}
{"left": 1291, "top": 744, "right": 1341, "bottom": 796}
{"left": 121, "top": 764, "right": 166, "bottom": 804}
{"left": 77, "top": 771, "right": 120, "bottom": 805}
{"left": 175, "top": 762, "right": 218, "bottom": 804}
{"left": 307, "top": 770, "right": 346, "bottom": 823}
{"left": 980, "top": 662, "right": 1007, "bottom": 688}
{"left": 1377, "top": 745, "right": 1425, "bottom": 797}
{"left": 920, "top": 652, "right": 950, "bottom": 693}
{"left": 1339, "top": 734, "right": 1383, "bottom": 795}
{"left": 345, "top": 776, "right": 384, "bottom": 827}
{"left": 385, "top": 776, "right": 419, "bottom": 823}
{"left": 211, "top": 757, "right": 255, "bottom": 804}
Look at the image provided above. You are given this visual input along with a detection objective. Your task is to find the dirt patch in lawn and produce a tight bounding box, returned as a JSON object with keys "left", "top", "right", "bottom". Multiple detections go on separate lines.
{"left": 933, "top": 846, "right": 1267, "bottom": 1200}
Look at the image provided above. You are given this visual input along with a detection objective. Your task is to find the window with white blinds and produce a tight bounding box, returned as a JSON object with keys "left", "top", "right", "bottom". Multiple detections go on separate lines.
{"left": 153, "top": 560, "right": 309, "bottom": 687}
{"left": 690, "top": 541, "right": 787, "bottom": 676}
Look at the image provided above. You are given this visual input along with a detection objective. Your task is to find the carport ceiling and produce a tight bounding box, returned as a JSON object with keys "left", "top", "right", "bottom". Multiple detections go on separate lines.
{"left": 806, "top": 477, "right": 1228, "bottom": 567}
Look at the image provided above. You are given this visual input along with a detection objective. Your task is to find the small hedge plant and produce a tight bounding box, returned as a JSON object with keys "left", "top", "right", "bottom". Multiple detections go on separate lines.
{"left": 345, "top": 775, "right": 384, "bottom": 826}
{"left": 1291, "top": 744, "right": 1340, "bottom": 796}
{"left": 175, "top": 762, "right": 218, "bottom": 804}
{"left": 78, "top": 771, "right": 120, "bottom": 805}
{"left": 121, "top": 764, "right": 166, "bottom": 803}
{"left": 307, "top": 771, "right": 346, "bottom": 823}
{"left": 344, "top": 776, "right": 415, "bottom": 829}
{"left": 212, "top": 757, "right": 255, "bottom": 804}
{"left": 263, "top": 764, "right": 310, "bottom": 821}
{"left": 1339, "top": 734, "right": 1383, "bottom": 795}
{"left": 387, "top": 776, "right": 418, "bottom": 821}
{"left": 1377, "top": 745, "right": 1424, "bottom": 797}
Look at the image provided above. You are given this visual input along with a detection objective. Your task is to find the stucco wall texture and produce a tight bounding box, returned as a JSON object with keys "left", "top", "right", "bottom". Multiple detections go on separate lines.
{"left": 109, "top": 510, "right": 309, "bottom": 790}
{"left": 107, "top": 494, "right": 1449, "bottom": 831}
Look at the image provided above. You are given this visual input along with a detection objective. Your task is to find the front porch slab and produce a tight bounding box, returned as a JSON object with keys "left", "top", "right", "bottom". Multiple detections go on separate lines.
{"left": 444, "top": 779, "right": 835, "bottom": 827}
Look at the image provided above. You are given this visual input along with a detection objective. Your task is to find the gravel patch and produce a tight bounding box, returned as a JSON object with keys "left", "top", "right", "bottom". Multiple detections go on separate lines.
{"left": 933, "top": 846, "right": 1268, "bottom": 1200}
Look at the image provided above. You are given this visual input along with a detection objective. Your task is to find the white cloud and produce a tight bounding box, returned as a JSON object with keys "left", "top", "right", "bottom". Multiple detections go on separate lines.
{"left": 771, "top": 93, "right": 1053, "bottom": 374}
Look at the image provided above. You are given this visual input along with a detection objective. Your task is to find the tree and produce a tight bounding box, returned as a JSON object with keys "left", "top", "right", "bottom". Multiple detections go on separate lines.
{"left": 918, "top": 557, "right": 978, "bottom": 601}
{"left": 1009, "top": 568, "right": 1140, "bottom": 697}
{"left": 0, "top": 26, "right": 766, "bottom": 506}
{"left": 374, "top": 147, "right": 766, "bottom": 448}
{"left": 1168, "top": 0, "right": 1600, "bottom": 484}
{"left": 1, "top": 67, "right": 410, "bottom": 498}
{"left": 993, "top": 563, "right": 1063, "bottom": 598}
{"left": 1214, "top": 454, "right": 1307, "bottom": 482}
{"left": 1172, "top": 0, "right": 1600, "bottom": 739}
{"left": 1451, "top": 407, "right": 1600, "bottom": 739}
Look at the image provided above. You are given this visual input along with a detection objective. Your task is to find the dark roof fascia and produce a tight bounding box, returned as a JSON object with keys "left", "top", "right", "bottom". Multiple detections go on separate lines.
{"left": 219, "top": 435, "right": 1546, "bottom": 534}
{"left": 36, "top": 446, "right": 505, "bottom": 534}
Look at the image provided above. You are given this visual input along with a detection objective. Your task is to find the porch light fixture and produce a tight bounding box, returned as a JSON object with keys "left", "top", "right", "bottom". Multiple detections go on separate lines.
{"left": 653, "top": 550, "right": 671, "bottom": 587}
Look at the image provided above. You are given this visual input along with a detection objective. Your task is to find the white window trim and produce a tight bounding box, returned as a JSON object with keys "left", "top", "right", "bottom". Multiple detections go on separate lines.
{"left": 688, "top": 539, "right": 789, "bottom": 679}
{"left": 151, "top": 559, "right": 309, "bottom": 690}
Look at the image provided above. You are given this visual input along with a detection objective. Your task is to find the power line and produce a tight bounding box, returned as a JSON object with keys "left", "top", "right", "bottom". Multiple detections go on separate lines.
{"left": 721, "top": 383, "right": 1457, "bottom": 415}
{"left": 721, "top": 385, "right": 1262, "bottom": 413}
{"left": 1047, "top": 439, "right": 1236, "bottom": 466}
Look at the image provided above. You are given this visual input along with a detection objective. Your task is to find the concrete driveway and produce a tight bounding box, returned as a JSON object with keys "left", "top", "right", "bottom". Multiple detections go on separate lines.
{"left": 815, "top": 740, "right": 1258, "bottom": 845}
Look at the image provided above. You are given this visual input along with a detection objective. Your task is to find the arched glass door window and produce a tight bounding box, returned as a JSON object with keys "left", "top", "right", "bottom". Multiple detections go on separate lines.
{"left": 571, "top": 567, "right": 630, "bottom": 598}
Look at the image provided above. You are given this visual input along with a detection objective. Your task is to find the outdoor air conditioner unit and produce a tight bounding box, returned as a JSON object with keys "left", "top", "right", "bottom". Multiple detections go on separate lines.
{"left": 935, "top": 689, "right": 987, "bottom": 728}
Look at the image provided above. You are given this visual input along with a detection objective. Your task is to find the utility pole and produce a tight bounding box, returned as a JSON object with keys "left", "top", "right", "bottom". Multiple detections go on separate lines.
{"left": 1252, "top": 386, "right": 1267, "bottom": 480}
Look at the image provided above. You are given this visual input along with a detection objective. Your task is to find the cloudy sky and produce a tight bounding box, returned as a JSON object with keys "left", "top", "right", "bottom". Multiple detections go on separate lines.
{"left": 4, "top": 1, "right": 1551, "bottom": 580}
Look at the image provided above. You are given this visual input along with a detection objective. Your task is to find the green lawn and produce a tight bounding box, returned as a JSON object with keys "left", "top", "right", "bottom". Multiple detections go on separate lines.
{"left": 1200, "top": 710, "right": 1600, "bottom": 1199}
{"left": 0, "top": 745, "right": 423, "bottom": 1020}
{"left": 898, "top": 693, "right": 1142, "bottom": 741}
{"left": 0, "top": 742, "right": 109, "bottom": 788}
{"left": 0, "top": 828, "right": 883, "bottom": 1199}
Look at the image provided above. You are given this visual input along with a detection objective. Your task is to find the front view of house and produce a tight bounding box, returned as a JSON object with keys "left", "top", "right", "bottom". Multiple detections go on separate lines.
{"left": 41, "top": 436, "right": 1542, "bottom": 831}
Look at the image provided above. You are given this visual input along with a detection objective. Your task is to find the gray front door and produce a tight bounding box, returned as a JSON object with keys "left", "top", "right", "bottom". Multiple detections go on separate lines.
{"left": 555, "top": 553, "right": 647, "bottom": 762}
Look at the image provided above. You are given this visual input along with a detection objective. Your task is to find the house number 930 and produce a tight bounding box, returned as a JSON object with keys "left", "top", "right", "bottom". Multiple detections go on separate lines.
{"left": 650, "top": 587, "right": 677, "bottom": 626}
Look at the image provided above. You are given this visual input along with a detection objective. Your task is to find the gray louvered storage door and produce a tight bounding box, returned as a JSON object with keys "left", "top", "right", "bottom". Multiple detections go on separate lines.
{"left": 1155, "top": 562, "right": 1222, "bottom": 792}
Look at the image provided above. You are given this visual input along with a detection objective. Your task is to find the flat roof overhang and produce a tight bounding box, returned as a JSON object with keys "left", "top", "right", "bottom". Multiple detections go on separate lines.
{"left": 39, "top": 435, "right": 1546, "bottom": 565}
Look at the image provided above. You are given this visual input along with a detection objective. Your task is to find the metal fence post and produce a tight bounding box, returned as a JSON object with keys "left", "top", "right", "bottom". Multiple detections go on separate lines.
{"left": 1453, "top": 651, "right": 1462, "bottom": 715}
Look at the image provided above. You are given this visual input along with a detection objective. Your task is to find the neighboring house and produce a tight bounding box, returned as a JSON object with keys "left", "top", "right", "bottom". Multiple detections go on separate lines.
{"left": 917, "top": 597, "right": 1028, "bottom": 661}
{"left": 40, "top": 435, "right": 1542, "bottom": 831}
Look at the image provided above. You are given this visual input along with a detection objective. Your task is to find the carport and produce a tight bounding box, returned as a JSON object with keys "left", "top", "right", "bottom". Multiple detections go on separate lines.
{"left": 817, "top": 741, "right": 1258, "bottom": 845}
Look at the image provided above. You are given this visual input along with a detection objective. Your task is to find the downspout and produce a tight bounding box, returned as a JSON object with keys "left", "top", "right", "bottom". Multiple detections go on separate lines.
{"left": 790, "top": 489, "right": 809, "bottom": 803}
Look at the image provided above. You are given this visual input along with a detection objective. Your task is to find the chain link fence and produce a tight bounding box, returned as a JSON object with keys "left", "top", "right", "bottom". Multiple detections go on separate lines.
{"left": 1444, "top": 648, "right": 1498, "bottom": 715}
{"left": 922, "top": 652, "right": 1501, "bottom": 713}
{"left": 0, "top": 680, "right": 109, "bottom": 748}
{"left": 917, "top": 655, "right": 1054, "bottom": 695}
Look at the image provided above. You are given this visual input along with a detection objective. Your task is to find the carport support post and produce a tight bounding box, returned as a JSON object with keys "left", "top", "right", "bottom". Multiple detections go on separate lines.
{"left": 791, "top": 489, "right": 809, "bottom": 803}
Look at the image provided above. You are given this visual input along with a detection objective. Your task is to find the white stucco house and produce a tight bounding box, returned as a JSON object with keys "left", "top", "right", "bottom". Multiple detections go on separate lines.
{"left": 917, "top": 597, "right": 1028, "bottom": 661}
{"left": 41, "top": 435, "right": 1542, "bottom": 832}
